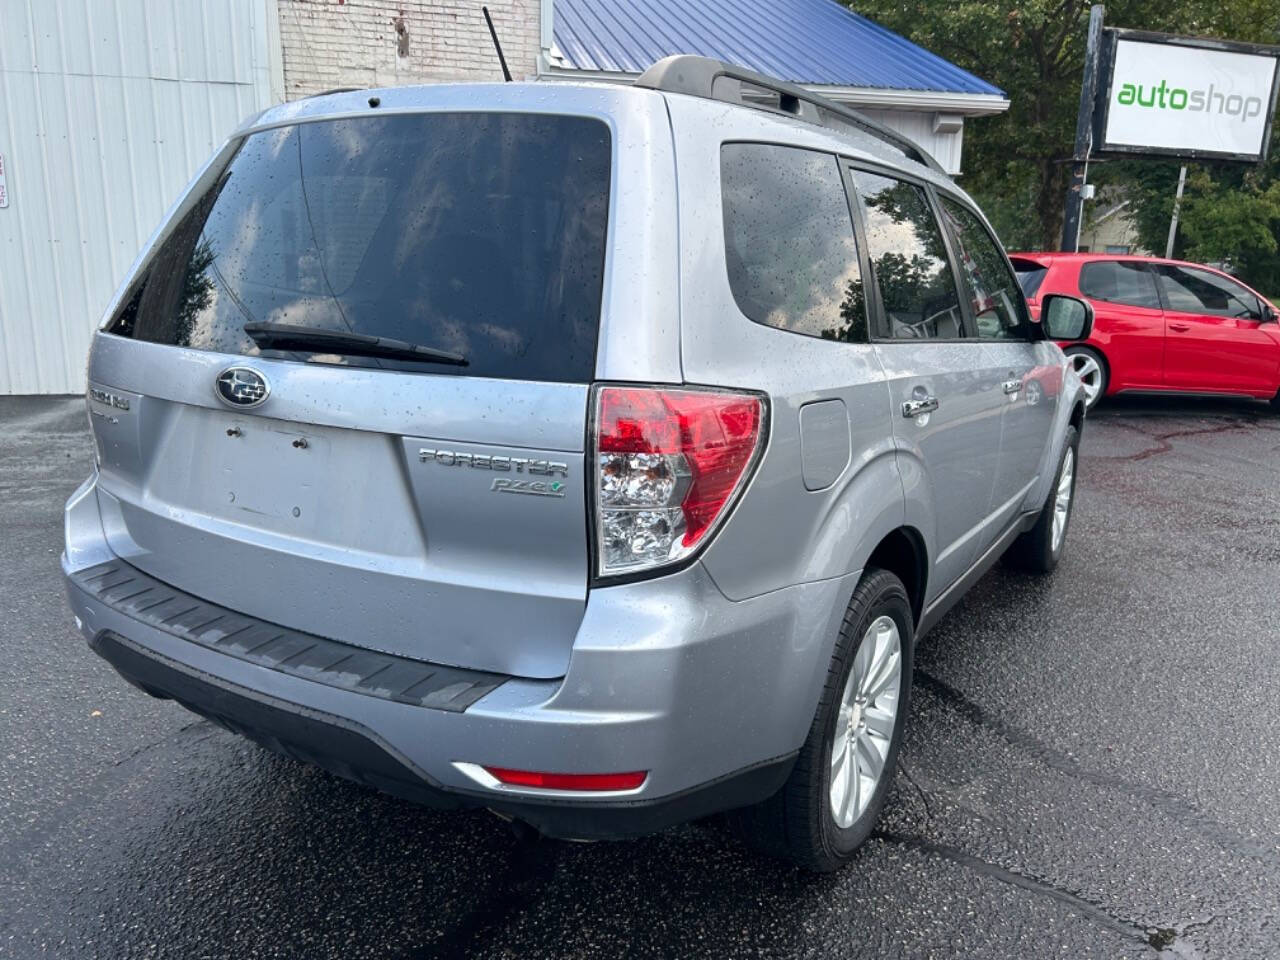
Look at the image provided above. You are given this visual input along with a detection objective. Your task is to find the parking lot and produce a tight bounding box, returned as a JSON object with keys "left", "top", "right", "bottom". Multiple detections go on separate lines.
{"left": 2, "top": 393, "right": 1278, "bottom": 959}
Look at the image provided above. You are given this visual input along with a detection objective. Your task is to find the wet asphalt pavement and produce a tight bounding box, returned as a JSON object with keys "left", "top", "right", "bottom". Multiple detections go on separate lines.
{"left": 2, "top": 394, "right": 1279, "bottom": 959}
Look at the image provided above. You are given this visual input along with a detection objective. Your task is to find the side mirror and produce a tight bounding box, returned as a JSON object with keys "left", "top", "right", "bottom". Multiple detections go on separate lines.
{"left": 1263, "top": 305, "right": 1279, "bottom": 323}
{"left": 1041, "top": 294, "right": 1094, "bottom": 341}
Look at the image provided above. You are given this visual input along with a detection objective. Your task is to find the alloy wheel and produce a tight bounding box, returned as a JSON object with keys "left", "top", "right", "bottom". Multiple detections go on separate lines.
{"left": 829, "top": 615, "right": 902, "bottom": 829}
{"left": 1052, "top": 446, "right": 1075, "bottom": 553}
{"left": 1069, "top": 353, "right": 1103, "bottom": 406}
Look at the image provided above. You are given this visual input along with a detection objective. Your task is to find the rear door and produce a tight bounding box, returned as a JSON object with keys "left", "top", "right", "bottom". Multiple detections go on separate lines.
{"left": 1154, "top": 263, "right": 1280, "bottom": 395}
{"left": 1077, "top": 260, "right": 1165, "bottom": 389}
{"left": 87, "top": 110, "right": 614, "bottom": 679}
{"left": 938, "top": 196, "right": 1057, "bottom": 524}
{"left": 850, "top": 167, "right": 1006, "bottom": 596}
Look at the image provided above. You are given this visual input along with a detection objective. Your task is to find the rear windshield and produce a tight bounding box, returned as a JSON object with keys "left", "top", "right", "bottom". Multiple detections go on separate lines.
{"left": 106, "top": 113, "right": 612, "bottom": 382}
{"left": 1010, "top": 258, "right": 1049, "bottom": 298}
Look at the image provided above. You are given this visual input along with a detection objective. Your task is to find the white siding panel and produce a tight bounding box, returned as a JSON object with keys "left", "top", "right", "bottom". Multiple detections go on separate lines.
{"left": 857, "top": 108, "right": 965, "bottom": 176}
{"left": 146, "top": 0, "right": 182, "bottom": 80}
{"left": 0, "top": 0, "right": 281, "bottom": 394}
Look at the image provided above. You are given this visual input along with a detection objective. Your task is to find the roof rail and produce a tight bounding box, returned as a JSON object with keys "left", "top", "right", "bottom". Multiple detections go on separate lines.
{"left": 305, "top": 87, "right": 362, "bottom": 99}
{"left": 634, "top": 55, "right": 945, "bottom": 175}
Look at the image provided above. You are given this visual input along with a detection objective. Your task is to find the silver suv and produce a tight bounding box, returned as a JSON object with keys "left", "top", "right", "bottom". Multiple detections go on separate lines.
{"left": 64, "top": 57, "right": 1093, "bottom": 871}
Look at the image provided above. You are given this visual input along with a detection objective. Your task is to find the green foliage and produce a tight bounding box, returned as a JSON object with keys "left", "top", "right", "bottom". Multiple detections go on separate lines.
{"left": 1095, "top": 139, "right": 1280, "bottom": 291}
{"left": 1181, "top": 170, "right": 1280, "bottom": 292}
{"left": 849, "top": 0, "right": 1099, "bottom": 248}
{"left": 847, "top": 0, "right": 1280, "bottom": 284}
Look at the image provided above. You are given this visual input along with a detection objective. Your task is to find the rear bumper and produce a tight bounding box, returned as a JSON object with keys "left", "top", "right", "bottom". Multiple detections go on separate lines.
{"left": 64, "top": 473, "right": 857, "bottom": 839}
{"left": 87, "top": 629, "right": 794, "bottom": 839}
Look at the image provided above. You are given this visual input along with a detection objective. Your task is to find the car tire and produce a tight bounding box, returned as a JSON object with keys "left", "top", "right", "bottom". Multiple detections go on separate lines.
{"left": 733, "top": 568, "right": 913, "bottom": 872}
{"left": 1064, "top": 346, "right": 1107, "bottom": 411}
{"left": 1271, "top": 389, "right": 1280, "bottom": 413}
{"left": 1006, "top": 425, "right": 1080, "bottom": 574}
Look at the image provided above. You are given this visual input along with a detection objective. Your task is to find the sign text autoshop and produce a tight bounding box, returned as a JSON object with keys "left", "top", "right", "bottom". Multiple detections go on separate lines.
{"left": 1097, "top": 30, "right": 1280, "bottom": 162}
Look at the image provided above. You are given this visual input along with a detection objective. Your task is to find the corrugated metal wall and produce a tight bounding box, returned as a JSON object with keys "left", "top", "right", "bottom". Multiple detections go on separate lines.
{"left": 0, "top": 0, "right": 282, "bottom": 395}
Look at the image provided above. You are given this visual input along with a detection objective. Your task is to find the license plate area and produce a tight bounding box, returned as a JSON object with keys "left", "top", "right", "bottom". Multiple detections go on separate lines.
{"left": 216, "top": 417, "right": 326, "bottom": 525}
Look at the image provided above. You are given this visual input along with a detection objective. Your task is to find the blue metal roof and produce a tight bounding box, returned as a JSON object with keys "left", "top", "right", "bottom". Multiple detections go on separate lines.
{"left": 552, "top": 0, "right": 1004, "bottom": 97}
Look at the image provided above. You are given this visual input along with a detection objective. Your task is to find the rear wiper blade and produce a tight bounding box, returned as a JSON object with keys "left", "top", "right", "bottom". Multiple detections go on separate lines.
{"left": 242, "top": 322, "right": 468, "bottom": 366}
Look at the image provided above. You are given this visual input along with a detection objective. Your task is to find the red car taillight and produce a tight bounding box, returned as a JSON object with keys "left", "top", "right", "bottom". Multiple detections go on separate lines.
{"left": 591, "top": 385, "right": 767, "bottom": 578}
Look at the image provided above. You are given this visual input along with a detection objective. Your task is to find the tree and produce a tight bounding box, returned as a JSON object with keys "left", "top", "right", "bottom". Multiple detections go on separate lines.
{"left": 1094, "top": 145, "right": 1280, "bottom": 294}
{"left": 1180, "top": 173, "right": 1280, "bottom": 293}
{"left": 848, "top": 0, "right": 1280, "bottom": 261}
{"left": 850, "top": 0, "right": 1096, "bottom": 249}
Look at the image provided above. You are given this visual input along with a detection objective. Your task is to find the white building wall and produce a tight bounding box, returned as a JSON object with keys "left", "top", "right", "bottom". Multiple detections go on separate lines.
{"left": 0, "top": 0, "right": 283, "bottom": 395}
{"left": 277, "top": 0, "right": 541, "bottom": 98}
{"left": 1080, "top": 202, "right": 1149, "bottom": 255}
{"left": 856, "top": 108, "right": 964, "bottom": 176}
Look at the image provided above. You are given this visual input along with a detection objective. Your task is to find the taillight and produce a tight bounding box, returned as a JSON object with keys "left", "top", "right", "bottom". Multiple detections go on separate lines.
{"left": 591, "top": 385, "right": 767, "bottom": 578}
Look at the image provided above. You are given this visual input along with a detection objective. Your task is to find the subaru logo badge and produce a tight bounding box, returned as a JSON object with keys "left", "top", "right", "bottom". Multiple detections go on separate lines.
{"left": 215, "top": 366, "right": 270, "bottom": 408}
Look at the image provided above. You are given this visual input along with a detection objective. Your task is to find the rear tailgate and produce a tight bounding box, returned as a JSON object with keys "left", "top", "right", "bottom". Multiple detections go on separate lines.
{"left": 86, "top": 110, "right": 611, "bottom": 679}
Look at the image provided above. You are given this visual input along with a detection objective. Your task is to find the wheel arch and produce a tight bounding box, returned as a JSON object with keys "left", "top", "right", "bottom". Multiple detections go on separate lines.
{"left": 1069, "top": 398, "right": 1086, "bottom": 435}
{"left": 864, "top": 526, "right": 927, "bottom": 630}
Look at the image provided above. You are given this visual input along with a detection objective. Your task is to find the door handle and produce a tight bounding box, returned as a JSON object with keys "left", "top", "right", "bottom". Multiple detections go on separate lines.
{"left": 1002, "top": 379, "right": 1023, "bottom": 395}
{"left": 1169, "top": 323, "right": 1191, "bottom": 332}
{"left": 902, "top": 396, "right": 939, "bottom": 419}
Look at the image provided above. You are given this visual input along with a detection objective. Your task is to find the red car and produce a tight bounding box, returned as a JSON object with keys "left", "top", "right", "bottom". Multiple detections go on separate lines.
{"left": 1010, "top": 253, "right": 1280, "bottom": 411}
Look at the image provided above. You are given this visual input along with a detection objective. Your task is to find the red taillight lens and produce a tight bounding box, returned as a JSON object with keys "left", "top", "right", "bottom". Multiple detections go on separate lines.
{"left": 484, "top": 767, "right": 647, "bottom": 791}
{"left": 593, "top": 385, "right": 766, "bottom": 577}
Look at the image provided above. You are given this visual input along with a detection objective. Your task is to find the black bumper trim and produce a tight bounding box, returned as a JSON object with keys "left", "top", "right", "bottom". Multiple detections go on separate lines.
{"left": 92, "top": 630, "right": 460, "bottom": 808}
{"left": 71, "top": 560, "right": 508, "bottom": 712}
{"left": 90, "top": 630, "right": 796, "bottom": 840}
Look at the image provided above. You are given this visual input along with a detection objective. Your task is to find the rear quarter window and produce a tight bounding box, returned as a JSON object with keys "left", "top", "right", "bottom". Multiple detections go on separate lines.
{"left": 106, "top": 112, "right": 612, "bottom": 383}
{"left": 720, "top": 143, "right": 866, "bottom": 342}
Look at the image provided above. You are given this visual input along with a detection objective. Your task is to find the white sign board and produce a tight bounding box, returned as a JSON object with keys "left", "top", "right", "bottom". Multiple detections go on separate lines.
{"left": 1099, "top": 34, "right": 1280, "bottom": 161}
{"left": 0, "top": 154, "right": 7, "bottom": 208}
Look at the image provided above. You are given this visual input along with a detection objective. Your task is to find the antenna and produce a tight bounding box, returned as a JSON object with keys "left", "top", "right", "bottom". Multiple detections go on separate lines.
{"left": 482, "top": 7, "right": 513, "bottom": 82}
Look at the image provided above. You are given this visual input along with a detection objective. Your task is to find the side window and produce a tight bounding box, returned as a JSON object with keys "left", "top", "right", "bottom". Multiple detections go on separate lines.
{"left": 939, "top": 197, "right": 1031, "bottom": 339}
{"left": 720, "top": 144, "right": 866, "bottom": 342}
{"left": 1155, "top": 265, "right": 1261, "bottom": 319}
{"left": 1078, "top": 261, "right": 1161, "bottom": 309}
{"left": 851, "top": 170, "right": 964, "bottom": 340}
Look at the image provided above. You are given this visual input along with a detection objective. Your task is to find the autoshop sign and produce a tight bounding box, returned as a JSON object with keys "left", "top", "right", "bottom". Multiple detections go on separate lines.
{"left": 1096, "top": 29, "right": 1280, "bottom": 162}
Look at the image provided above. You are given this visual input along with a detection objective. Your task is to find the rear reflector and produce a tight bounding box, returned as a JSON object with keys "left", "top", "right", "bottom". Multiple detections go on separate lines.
{"left": 484, "top": 767, "right": 647, "bottom": 792}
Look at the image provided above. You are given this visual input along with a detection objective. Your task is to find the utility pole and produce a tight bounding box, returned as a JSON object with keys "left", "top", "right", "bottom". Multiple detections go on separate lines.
{"left": 1164, "top": 165, "right": 1187, "bottom": 258}
{"left": 1062, "top": 5, "right": 1106, "bottom": 252}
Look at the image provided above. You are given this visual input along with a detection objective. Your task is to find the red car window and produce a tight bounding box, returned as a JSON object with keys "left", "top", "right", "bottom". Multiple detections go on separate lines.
{"left": 1154, "top": 265, "right": 1262, "bottom": 319}
{"left": 1079, "top": 261, "right": 1161, "bottom": 309}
